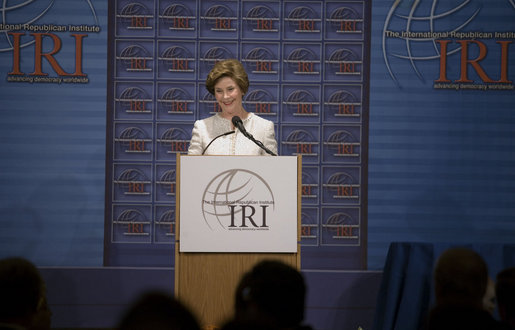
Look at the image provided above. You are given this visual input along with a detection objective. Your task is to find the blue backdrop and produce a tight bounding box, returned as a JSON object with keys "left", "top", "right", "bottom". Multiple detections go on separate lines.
{"left": 0, "top": 0, "right": 513, "bottom": 271}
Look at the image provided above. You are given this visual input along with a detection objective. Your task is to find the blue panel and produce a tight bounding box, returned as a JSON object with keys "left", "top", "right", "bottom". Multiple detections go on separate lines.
{"left": 368, "top": 0, "right": 515, "bottom": 269}
{"left": 0, "top": 0, "right": 108, "bottom": 266}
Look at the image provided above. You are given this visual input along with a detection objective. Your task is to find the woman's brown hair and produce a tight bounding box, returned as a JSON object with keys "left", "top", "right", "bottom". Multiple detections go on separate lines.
{"left": 205, "top": 59, "right": 249, "bottom": 95}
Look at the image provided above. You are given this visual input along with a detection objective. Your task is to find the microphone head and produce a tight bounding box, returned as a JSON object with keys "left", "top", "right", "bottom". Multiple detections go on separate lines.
{"left": 231, "top": 116, "right": 242, "bottom": 127}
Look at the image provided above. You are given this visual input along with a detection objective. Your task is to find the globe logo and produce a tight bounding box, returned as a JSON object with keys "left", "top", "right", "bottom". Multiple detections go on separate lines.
{"left": 382, "top": 0, "right": 482, "bottom": 85}
{"left": 1, "top": 0, "right": 98, "bottom": 53}
{"left": 201, "top": 169, "right": 275, "bottom": 231}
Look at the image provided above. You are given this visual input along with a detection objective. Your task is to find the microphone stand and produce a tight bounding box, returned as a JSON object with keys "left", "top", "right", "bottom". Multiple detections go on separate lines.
{"left": 244, "top": 133, "right": 277, "bottom": 156}
{"left": 202, "top": 130, "right": 235, "bottom": 155}
{"left": 232, "top": 116, "right": 277, "bottom": 156}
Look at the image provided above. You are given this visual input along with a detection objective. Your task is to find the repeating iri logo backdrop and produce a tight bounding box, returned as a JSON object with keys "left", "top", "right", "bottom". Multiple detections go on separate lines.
{"left": 106, "top": 0, "right": 370, "bottom": 268}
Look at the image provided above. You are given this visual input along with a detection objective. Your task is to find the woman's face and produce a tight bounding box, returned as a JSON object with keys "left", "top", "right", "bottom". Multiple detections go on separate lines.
{"left": 214, "top": 76, "right": 244, "bottom": 119}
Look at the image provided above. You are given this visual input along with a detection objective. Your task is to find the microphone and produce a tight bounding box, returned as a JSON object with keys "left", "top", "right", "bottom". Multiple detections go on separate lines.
{"left": 231, "top": 116, "right": 277, "bottom": 156}
{"left": 231, "top": 116, "right": 251, "bottom": 139}
{"left": 202, "top": 130, "right": 235, "bottom": 155}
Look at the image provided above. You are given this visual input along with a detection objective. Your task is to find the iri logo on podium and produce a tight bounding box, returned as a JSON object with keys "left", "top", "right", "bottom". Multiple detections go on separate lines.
{"left": 156, "top": 127, "right": 190, "bottom": 154}
{"left": 117, "top": 2, "right": 153, "bottom": 30}
{"left": 201, "top": 169, "right": 275, "bottom": 231}
{"left": 160, "top": 4, "right": 195, "bottom": 31}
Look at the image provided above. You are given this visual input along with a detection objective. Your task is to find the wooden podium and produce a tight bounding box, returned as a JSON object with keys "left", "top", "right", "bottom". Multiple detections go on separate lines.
{"left": 174, "top": 155, "right": 301, "bottom": 328}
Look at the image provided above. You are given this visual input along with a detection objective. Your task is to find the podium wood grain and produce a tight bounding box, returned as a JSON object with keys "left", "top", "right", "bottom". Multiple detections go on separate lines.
{"left": 175, "top": 247, "right": 300, "bottom": 327}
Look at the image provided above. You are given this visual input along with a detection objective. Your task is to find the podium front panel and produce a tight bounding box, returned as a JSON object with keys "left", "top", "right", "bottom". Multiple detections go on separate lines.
{"left": 179, "top": 155, "right": 298, "bottom": 253}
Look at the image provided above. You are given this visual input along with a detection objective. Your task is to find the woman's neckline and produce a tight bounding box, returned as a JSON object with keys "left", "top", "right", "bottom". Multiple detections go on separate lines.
{"left": 217, "top": 112, "right": 253, "bottom": 122}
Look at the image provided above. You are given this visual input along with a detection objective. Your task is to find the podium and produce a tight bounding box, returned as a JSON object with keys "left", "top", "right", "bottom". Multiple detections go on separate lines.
{"left": 175, "top": 155, "right": 301, "bottom": 328}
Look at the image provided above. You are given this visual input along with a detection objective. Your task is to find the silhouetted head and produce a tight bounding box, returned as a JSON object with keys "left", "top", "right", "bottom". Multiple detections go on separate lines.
{"left": 496, "top": 267, "right": 515, "bottom": 326}
{"left": 433, "top": 248, "right": 488, "bottom": 307}
{"left": 234, "top": 260, "right": 306, "bottom": 328}
{"left": 118, "top": 291, "right": 201, "bottom": 330}
{"left": 0, "top": 257, "right": 46, "bottom": 327}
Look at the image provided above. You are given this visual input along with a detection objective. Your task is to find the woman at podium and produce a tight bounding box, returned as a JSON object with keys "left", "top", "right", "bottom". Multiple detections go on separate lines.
{"left": 187, "top": 59, "right": 278, "bottom": 156}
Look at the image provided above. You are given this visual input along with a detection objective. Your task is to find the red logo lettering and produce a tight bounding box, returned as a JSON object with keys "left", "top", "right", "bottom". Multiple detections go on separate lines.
{"left": 172, "top": 59, "right": 189, "bottom": 71}
{"left": 296, "top": 103, "right": 313, "bottom": 114}
{"left": 130, "top": 58, "right": 147, "bottom": 70}
{"left": 215, "top": 18, "right": 231, "bottom": 30}
{"left": 173, "top": 17, "right": 190, "bottom": 29}
{"left": 257, "top": 19, "right": 273, "bottom": 30}
{"left": 436, "top": 39, "right": 512, "bottom": 83}
{"left": 129, "top": 182, "right": 144, "bottom": 193}
{"left": 298, "top": 62, "right": 314, "bottom": 73}
{"left": 255, "top": 61, "right": 272, "bottom": 72}
{"left": 339, "top": 62, "right": 356, "bottom": 73}
{"left": 340, "top": 21, "right": 357, "bottom": 32}
{"left": 338, "top": 144, "right": 354, "bottom": 155}
{"left": 255, "top": 103, "right": 271, "bottom": 113}
{"left": 298, "top": 20, "right": 314, "bottom": 31}
{"left": 337, "top": 186, "right": 353, "bottom": 196}
{"left": 171, "top": 102, "right": 188, "bottom": 112}
{"left": 170, "top": 142, "right": 187, "bottom": 152}
{"left": 9, "top": 32, "right": 86, "bottom": 76}
{"left": 301, "top": 185, "right": 312, "bottom": 196}
{"left": 338, "top": 104, "right": 355, "bottom": 115}
{"left": 130, "top": 100, "right": 147, "bottom": 112}
{"left": 336, "top": 226, "right": 352, "bottom": 237}
{"left": 296, "top": 144, "right": 312, "bottom": 154}
{"left": 131, "top": 16, "right": 148, "bottom": 28}
{"left": 129, "top": 140, "right": 145, "bottom": 151}
{"left": 127, "top": 223, "right": 144, "bottom": 234}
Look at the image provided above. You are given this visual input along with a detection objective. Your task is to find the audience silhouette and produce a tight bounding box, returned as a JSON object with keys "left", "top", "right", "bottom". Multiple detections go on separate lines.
{"left": 0, "top": 257, "right": 51, "bottom": 330}
{"left": 117, "top": 290, "right": 201, "bottom": 330}
{"left": 222, "top": 259, "right": 313, "bottom": 330}
{"left": 496, "top": 267, "right": 515, "bottom": 329}
{"left": 423, "top": 247, "right": 511, "bottom": 330}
